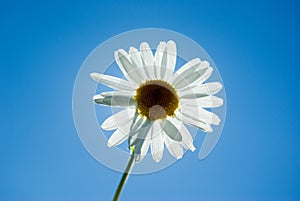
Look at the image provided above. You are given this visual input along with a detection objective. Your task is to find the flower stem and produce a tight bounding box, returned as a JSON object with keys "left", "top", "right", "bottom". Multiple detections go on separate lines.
{"left": 112, "top": 147, "right": 135, "bottom": 201}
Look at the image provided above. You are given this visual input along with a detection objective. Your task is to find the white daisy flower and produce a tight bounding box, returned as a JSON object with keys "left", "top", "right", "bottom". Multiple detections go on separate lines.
{"left": 90, "top": 40, "right": 223, "bottom": 163}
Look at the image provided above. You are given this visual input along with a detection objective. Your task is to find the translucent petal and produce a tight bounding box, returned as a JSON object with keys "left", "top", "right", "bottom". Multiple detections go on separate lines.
{"left": 189, "top": 68, "right": 214, "bottom": 89}
{"left": 164, "top": 133, "right": 183, "bottom": 159}
{"left": 128, "top": 119, "right": 152, "bottom": 162}
{"left": 181, "top": 95, "right": 223, "bottom": 108}
{"left": 150, "top": 121, "right": 164, "bottom": 162}
{"left": 163, "top": 40, "right": 177, "bottom": 80}
{"left": 154, "top": 42, "right": 167, "bottom": 79}
{"left": 90, "top": 73, "right": 136, "bottom": 91}
{"left": 173, "top": 66, "right": 212, "bottom": 90}
{"left": 129, "top": 115, "right": 148, "bottom": 135}
{"left": 106, "top": 116, "right": 136, "bottom": 147}
{"left": 180, "top": 105, "right": 221, "bottom": 125}
{"left": 129, "top": 47, "right": 143, "bottom": 68}
{"left": 129, "top": 47, "right": 148, "bottom": 82}
{"left": 101, "top": 108, "right": 135, "bottom": 130}
{"left": 140, "top": 42, "right": 155, "bottom": 79}
{"left": 160, "top": 119, "right": 182, "bottom": 142}
{"left": 93, "top": 91, "right": 135, "bottom": 107}
{"left": 179, "top": 82, "right": 222, "bottom": 98}
{"left": 107, "top": 129, "right": 128, "bottom": 147}
{"left": 168, "top": 58, "right": 201, "bottom": 84}
{"left": 135, "top": 126, "right": 152, "bottom": 162}
{"left": 114, "top": 49, "right": 142, "bottom": 84}
{"left": 176, "top": 111, "right": 213, "bottom": 133}
{"left": 170, "top": 117, "right": 196, "bottom": 151}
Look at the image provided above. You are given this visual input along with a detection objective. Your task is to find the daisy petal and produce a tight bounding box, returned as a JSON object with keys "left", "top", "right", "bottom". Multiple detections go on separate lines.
{"left": 179, "top": 82, "right": 222, "bottom": 98}
{"left": 129, "top": 47, "right": 148, "bottom": 82}
{"left": 93, "top": 91, "right": 135, "bottom": 107}
{"left": 176, "top": 111, "right": 213, "bottom": 133}
{"left": 189, "top": 67, "right": 213, "bottom": 88}
{"left": 135, "top": 139, "right": 151, "bottom": 162}
{"left": 151, "top": 121, "right": 164, "bottom": 162}
{"left": 128, "top": 120, "right": 151, "bottom": 161}
{"left": 181, "top": 95, "right": 223, "bottom": 108}
{"left": 154, "top": 42, "right": 167, "bottom": 79}
{"left": 129, "top": 47, "right": 143, "bottom": 68}
{"left": 140, "top": 42, "right": 155, "bottom": 79}
{"left": 160, "top": 119, "right": 182, "bottom": 142}
{"left": 197, "top": 82, "right": 223, "bottom": 95}
{"left": 107, "top": 116, "right": 135, "bottom": 147}
{"left": 107, "top": 129, "right": 129, "bottom": 147}
{"left": 170, "top": 118, "right": 196, "bottom": 151}
{"left": 90, "top": 73, "right": 136, "bottom": 91}
{"left": 181, "top": 105, "right": 221, "bottom": 125}
{"left": 101, "top": 108, "right": 135, "bottom": 130}
{"left": 163, "top": 40, "right": 177, "bottom": 80}
{"left": 129, "top": 115, "right": 146, "bottom": 134}
{"left": 174, "top": 64, "right": 212, "bottom": 90}
{"left": 114, "top": 49, "right": 142, "bottom": 84}
{"left": 164, "top": 133, "right": 183, "bottom": 159}
{"left": 135, "top": 127, "right": 152, "bottom": 162}
{"left": 169, "top": 58, "right": 201, "bottom": 86}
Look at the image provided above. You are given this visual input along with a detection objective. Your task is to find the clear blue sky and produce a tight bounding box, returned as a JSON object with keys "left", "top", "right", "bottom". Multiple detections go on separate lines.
{"left": 1, "top": 0, "right": 299, "bottom": 200}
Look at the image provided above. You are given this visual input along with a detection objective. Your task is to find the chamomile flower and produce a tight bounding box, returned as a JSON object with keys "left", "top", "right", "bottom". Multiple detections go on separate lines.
{"left": 91, "top": 40, "right": 223, "bottom": 162}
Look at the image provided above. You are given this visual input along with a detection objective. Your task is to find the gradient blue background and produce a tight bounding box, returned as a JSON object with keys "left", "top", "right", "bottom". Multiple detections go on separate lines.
{"left": 1, "top": 0, "right": 299, "bottom": 200}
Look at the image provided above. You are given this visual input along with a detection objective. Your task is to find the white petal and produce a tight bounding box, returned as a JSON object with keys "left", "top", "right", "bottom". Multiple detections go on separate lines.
{"left": 135, "top": 127, "right": 152, "bottom": 162}
{"left": 129, "top": 119, "right": 149, "bottom": 144}
{"left": 164, "top": 133, "right": 183, "bottom": 159}
{"left": 129, "top": 47, "right": 143, "bottom": 68}
{"left": 93, "top": 91, "right": 135, "bottom": 107}
{"left": 181, "top": 105, "right": 221, "bottom": 125}
{"left": 151, "top": 121, "right": 164, "bottom": 162}
{"left": 106, "top": 116, "right": 135, "bottom": 147}
{"left": 128, "top": 120, "right": 152, "bottom": 162}
{"left": 90, "top": 73, "right": 136, "bottom": 91}
{"left": 101, "top": 108, "right": 135, "bottom": 130}
{"left": 176, "top": 111, "right": 213, "bottom": 133}
{"left": 181, "top": 95, "right": 223, "bottom": 108}
{"left": 160, "top": 119, "right": 182, "bottom": 142}
{"left": 135, "top": 140, "right": 151, "bottom": 162}
{"left": 179, "top": 82, "right": 223, "bottom": 98}
{"left": 154, "top": 42, "right": 167, "bottom": 79}
{"left": 169, "top": 118, "right": 196, "bottom": 151}
{"left": 168, "top": 58, "right": 200, "bottom": 83}
{"left": 190, "top": 67, "right": 213, "bottom": 87}
{"left": 129, "top": 47, "right": 148, "bottom": 82}
{"left": 198, "top": 82, "right": 223, "bottom": 95}
{"left": 114, "top": 49, "right": 142, "bottom": 84}
{"left": 107, "top": 129, "right": 128, "bottom": 147}
{"left": 163, "top": 40, "right": 177, "bottom": 80}
{"left": 174, "top": 66, "right": 212, "bottom": 90}
{"left": 129, "top": 115, "right": 147, "bottom": 134}
{"left": 140, "top": 42, "right": 155, "bottom": 79}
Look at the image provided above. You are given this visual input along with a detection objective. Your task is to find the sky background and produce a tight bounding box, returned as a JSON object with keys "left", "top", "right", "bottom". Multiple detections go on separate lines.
{"left": 1, "top": 0, "right": 300, "bottom": 201}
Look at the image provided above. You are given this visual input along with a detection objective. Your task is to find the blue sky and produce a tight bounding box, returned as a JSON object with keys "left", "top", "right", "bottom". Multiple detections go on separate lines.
{"left": 1, "top": 0, "right": 300, "bottom": 200}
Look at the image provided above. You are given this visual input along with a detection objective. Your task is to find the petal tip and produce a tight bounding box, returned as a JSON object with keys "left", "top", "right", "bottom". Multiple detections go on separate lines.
{"left": 107, "top": 141, "right": 113, "bottom": 147}
{"left": 129, "top": 46, "right": 138, "bottom": 53}
{"left": 190, "top": 146, "right": 196, "bottom": 152}
{"left": 167, "top": 40, "right": 175, "bottom": 44}
{"left": 90, "top": 73, "right": 100, "bottom": 81}
{"left": 92, "top": 94, "right": 102, "bottom": 101}
{"left": 176, "top": 156, "right": 183, "bottom": 160}
{"left": 140, "top": 42, "right": 150, "bottom": 49}
{"left": 100, "top": 123, "right": 107, "bottom": 130}
{"left": 154, "top": 158, "right": 161, "bottom": 163}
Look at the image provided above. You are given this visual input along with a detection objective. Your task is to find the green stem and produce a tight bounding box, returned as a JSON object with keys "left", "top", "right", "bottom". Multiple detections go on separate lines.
{"left": 112, "top": 147, "right": 135, "bottom": 201}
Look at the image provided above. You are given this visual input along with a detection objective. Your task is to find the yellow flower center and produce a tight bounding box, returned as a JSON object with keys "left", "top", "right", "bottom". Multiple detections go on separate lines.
{"left": 134, "top": 80, "right": 179, "bottom": 121}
